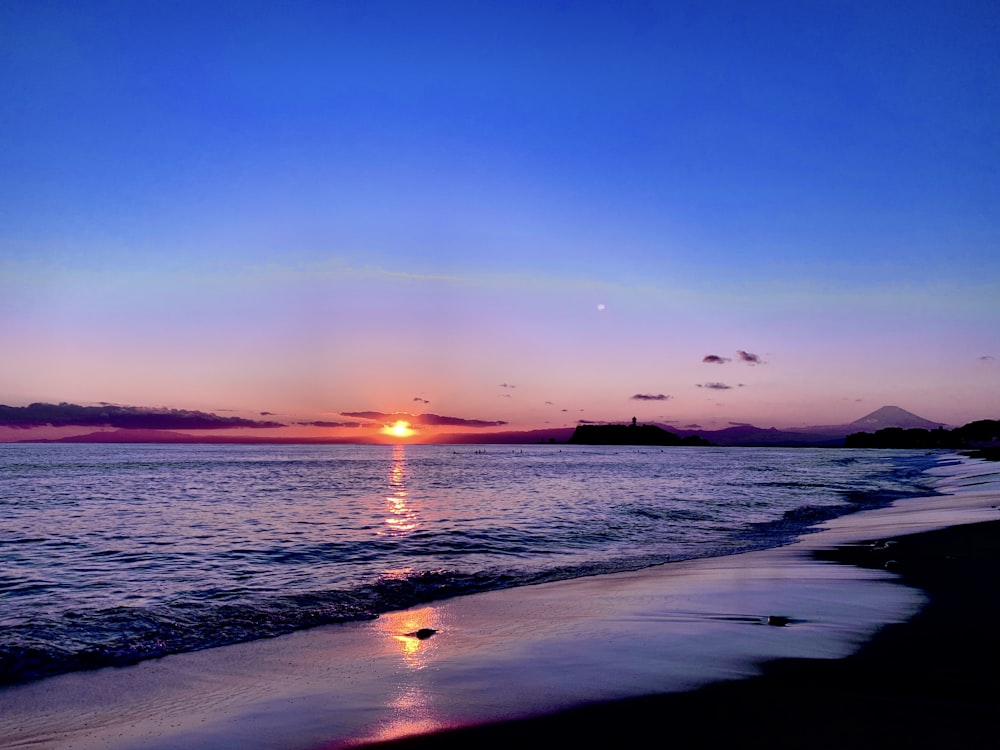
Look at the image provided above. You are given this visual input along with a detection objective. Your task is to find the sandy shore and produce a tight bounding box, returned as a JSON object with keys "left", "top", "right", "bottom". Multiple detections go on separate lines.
{"left": 2, "top": 454, "right": 998, "bottom": 749}
{"left": 368, "top": 518, "right": 1000, "bottom": 749}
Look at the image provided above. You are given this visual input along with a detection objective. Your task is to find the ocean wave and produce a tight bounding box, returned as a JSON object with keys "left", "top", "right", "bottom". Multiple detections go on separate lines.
{"left": 0, "top": 445, "right": 945, "bottom": 686}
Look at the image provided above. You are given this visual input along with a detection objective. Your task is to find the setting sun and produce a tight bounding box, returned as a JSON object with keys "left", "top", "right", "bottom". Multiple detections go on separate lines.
{"left": 384, "top": 420, "right": 415, "bottom": 439}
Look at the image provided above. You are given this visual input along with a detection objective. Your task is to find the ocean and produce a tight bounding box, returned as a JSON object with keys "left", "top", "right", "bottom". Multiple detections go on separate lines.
{"left": 0, "top": 442, "right": 943, "bottom": 687}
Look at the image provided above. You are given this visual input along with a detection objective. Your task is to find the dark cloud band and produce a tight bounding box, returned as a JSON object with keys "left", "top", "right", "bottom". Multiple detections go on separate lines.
{"left": 0, "top": 402, "right": 285, "bottom": 430}
{"left": 340, "top": 411, "right": 507, "bottom": 428}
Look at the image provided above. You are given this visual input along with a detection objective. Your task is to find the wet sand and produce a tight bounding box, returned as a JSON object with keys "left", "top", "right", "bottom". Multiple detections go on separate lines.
{"left": 368, "top": 521, "right": 1000, "bottom": 749}
{"left": 1, "top": 454, "right": 997, "bottom": 749}
{"left": 365, "top": 456, "right": 1000, "bottom": 749}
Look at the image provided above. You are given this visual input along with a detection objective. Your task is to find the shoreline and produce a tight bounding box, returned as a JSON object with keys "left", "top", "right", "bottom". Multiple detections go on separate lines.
{"left": 1, "top": 453, "right": 997, "bottom": 749}
{"left": 368, "top": 518, "right": 1000, "bottom": 749}
{"left": 361, "top": 455, "right": 1000, "bottom": 749}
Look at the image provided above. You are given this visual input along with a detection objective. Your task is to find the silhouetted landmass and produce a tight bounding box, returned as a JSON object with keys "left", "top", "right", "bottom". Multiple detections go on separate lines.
{"left": 849, "top": 405, "right": 945, "bottom": 431}
{"left": 671, "top": 424, "right": 842, "bottom": 447}
{"left": 569, "top": 423, "right": 711, "bottom": 446}
{"left": 13, "top": 405, "right": 995, "bottom": 450}
{"left": 845, "top": 419, "right": 1000, "bottom": 449}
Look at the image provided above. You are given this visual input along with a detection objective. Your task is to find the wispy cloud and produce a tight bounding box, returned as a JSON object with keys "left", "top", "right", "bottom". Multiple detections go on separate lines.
{"left": 340, "top": 411, "right": 507, "bottom": 428}
{"left": 736, "top": 350, "right": 763, "bottom": 365}
{"left": 631, "top": 393, "right": 671, "bottom": 401}
{"left": 499, "top": 383, "right": 516, "bottom": 389}
{"left": 0, "top": 403, "right": 285, "bottom": 430}
{"left": 697, "top": 382, "right": 733, "bottom": 390}
{"left": 412, "top": 397, "right": 430, "bottom": 404}
{"left": 703, "top": 350, "right": 765, "bottom": 365}
{"left": 979, "top": 355, "right": 995, "bottom": 362}
{"left": 295, "top": 420, "right": 361, "bottom": 428}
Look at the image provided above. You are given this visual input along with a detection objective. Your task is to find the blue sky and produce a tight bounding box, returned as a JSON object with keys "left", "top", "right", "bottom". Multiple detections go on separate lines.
{"left": 1, "top": 0, "right": 998, "bottom": 436}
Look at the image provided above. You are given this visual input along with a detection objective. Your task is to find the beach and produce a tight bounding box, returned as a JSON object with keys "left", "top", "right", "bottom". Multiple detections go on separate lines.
{"left": 373, "top": 516, "right": 1000, "bottom": 748}
{"left": 1, "top": 454, "right": 998, "bottom": 749}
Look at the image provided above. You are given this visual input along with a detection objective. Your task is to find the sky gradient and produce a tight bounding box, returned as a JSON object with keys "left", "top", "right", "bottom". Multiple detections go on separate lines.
{"left": 2, "top": 0, "right": 998, "bottom": 441}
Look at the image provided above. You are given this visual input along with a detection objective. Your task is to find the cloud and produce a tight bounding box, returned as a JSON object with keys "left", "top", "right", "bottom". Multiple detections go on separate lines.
{"left": 412, "top": 397, "right": 430, "bottom": 404}
{"left": 340, "top": 411, "right": 507, "bottom": 428}
{"left": 684, "top": 423, "right": 703, "bottom": 429}
{"left": 631, "top": 393, "right": 671, "bottom": 401}
{"left": 416, "top": 413, "right": 509, "bottom": 428}
{"left": 499, "top": 383, "right": 516, "bottom": 389}
{"left": 697, "top": 382, "right": 733, "bottom": 390}
{"left": 295, "top": 420, "right": 361, "bottom": 428}
{"left": 736, "top": 350, "right": 763, "bottom": 365}
{"left": 0, "top": 402, "right": 285, "bottom": 430}
{"left": 341, "top": 411, "right": 401, "bottom": 421}
{"left": 544, "top": 401, "right": 554, "bottom": 405}
{"left": 979, "top": 355, "right": 995, "bottom": 362}
{"left": 259, "top": 411, "right": 276, "bottom": 416}
{"left": 704, "top": 351, "right": 765, "bottom": 365}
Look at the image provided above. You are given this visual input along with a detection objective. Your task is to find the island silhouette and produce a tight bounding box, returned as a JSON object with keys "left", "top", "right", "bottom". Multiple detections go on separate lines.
{"left": 569, "top": 419, "right": 712, "bottom": 447}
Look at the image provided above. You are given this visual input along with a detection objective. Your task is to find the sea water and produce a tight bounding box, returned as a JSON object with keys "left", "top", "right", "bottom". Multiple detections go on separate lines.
{"left": 0, "top": 442, "right": 942, "bottom": 686}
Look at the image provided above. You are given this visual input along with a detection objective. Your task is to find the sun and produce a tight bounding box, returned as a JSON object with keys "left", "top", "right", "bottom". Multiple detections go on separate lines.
{"left": 383, "top": 420, "right": 415, "bottom": 439}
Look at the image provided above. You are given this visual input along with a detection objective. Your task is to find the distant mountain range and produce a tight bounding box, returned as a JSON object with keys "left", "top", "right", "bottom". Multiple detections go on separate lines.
{"left": 22, "top": 406, "right": 948, "bottom": 447}
{"left": 662, "top": 405, "right": 947, "bottom": 447}
{"left": 661, "top": 405, "right": 947, "bottom": 447}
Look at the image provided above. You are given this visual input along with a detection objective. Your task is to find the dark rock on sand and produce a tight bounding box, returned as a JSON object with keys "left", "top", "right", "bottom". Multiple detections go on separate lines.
{"left": 407, "top": 628, "right": 438, "bottom": 640}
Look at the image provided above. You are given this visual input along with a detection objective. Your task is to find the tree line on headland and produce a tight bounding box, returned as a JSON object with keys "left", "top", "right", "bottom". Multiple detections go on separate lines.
{"left": 845, "top": 419, "right": 1000, "bottom": 451}
{"left": 568, "top": 419, "right": 999, "bottom": 455}
{"left": 568, "top": 422, "right": 711, "bottom": 446}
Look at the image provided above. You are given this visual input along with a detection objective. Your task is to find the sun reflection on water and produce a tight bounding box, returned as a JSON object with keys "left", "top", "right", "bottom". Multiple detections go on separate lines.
{"left": 381, "top": 444, "right": 419, "bottom": 536}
